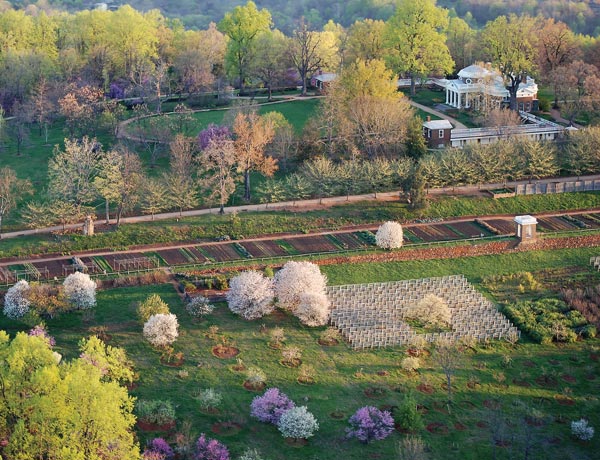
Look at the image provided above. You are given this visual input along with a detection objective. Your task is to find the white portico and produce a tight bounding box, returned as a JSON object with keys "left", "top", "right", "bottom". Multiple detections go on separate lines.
{"left": 444, "top": 64, "right": 538, "bottom": 112}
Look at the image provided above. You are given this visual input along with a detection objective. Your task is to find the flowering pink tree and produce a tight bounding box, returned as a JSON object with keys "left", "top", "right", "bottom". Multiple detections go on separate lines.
{"left": 143, "top": 438, "right": 174, "bottom": 460}
{"left": 274, "top": 261, "right": 327, "bottom": 312}
{"left": 143, "top": 313, "right": 179, "bottom": 347}
{"left": 296, "top": 292, "right": 330, "bottom": 327}
{"left": 375, "top": 221, "right": 404, "bottom": 250}
{"left": 226, "top": 270, "right": 275, "bottom": 320}
{"left": 250, "top": 388, "right": 295, "bottom": 424}
{"left": 28, "top": 324, "right": 56, "bottom": 346}
{"left": 194, "top": 433, "right": 229, "bottom": 460}
{"left": 63, "top": 272, "right": 97, "bottom": 309}
{"left": 346, "top": 406, "right": 394, "bottom": 443}
{"left": 198, "top": 124, "right": 231, "bottom": 150}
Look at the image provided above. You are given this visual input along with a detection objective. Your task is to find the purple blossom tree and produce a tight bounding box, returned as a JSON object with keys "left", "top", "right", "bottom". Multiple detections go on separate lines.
{"left": 198, "top": 124, "right": 231, "bottom": 150}
{"left": 194, "top": 433, "right": 229, "bottom": 460}
{"left": 346, "top": 406, "right": 395, "bottom": 443}
{"left": 143, "top": 438, "right": 174, "bottom": 460}
{"left": 250, "top": 387, "right": 295, "bottom": 425}
{"left": 28, "top": 324, "right": 56, "bottom": 347}
{"left": 109, "top": 82, "right": 126, "bottom": 99}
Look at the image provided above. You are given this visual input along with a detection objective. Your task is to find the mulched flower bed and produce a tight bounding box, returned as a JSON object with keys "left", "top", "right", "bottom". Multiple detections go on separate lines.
{"left": 297, "top": 376, "right": 315, "bottom": 385}
{"left": 211, "top": 421, "right": 243, "bottom": 436}
{"left": 243, "top": 381, "right": 266, "bottom": 392}
{"left": 329, "top": 411, "right": 346, "bottom": 420}
{"left": 160, "top": 356, "right": 184, "bottom": 367}
{"left": 561, "top": 374, "right": 577, "bottom": 383}
{"left": 211, "top": 346, "right": 240, "bottom": 359}
{"left": 426, "top": 422, "right": 449, "bottom": 435}
{"left": 417, "top": 383, "right": 435, "bottom": 394}
{"left": 317, "top": 338, "right": 339, "bottom": 346}
{"left": 376, "top": 370, "right": 390, "bottom": 376}
{"left": 137, "top": 420, "right": 176, "bottom": 432}
{"left": 364, "top": 386, "right": 388, "bottom": 398}
{"left": 535, "top": 375, "right": 558, "bottom": 388}
{"left": 280, "top": 359, "right": 302, "bottom": 368}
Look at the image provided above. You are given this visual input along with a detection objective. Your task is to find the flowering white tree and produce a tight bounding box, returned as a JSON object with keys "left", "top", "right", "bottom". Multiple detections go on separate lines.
{"left": 277, "top": 406, "right": 319, "bottom": 440}
{"left": 375, "top": 221, "right": 404, "bottom": 249}
{"left": 3, "top": 280, "right": 31, "bottom": 319}
{"left": 186, "top": 296, "right": 214, "bottom": 318}
{"left": 63, "top": 272, "right": 96, "bottom": 309}
{"left": 226, "top": 270, "right": 275, "bottom": 320}
{"left": 143, "top": 313, "right": 179, "bottom": 347}
{"left": 572, "top": 419, "right": 594, "bottom": 441}
{"left": 274, "top": 261, "right": 327, "bottom": 312}
{"left": 405, "top": 294, "right": 451, "bottom": 328}
{"left": 295, "top": 292, "right": 330, "bottom": 327}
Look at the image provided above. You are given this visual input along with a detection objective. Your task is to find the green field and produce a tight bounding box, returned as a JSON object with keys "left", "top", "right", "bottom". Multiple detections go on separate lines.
{"left": 1, "top": 247, "right": 599, "bottom": 459}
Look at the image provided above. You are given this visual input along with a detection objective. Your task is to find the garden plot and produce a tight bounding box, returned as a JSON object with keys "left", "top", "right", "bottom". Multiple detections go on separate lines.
{"left": 157, "top": 248, "right": 194, "bottom": 265}
{"left": 32, "top": 258, "right": 68, "bottom": 278}
{"left": 202, "top": 243, "right": 242, "bottom": 262}
{"left": 328, "top": 275, "right": 519, "bottom": 349}
{"left": 409, "top": 224, "right": 462, "bottom": 242}
{"left": 479, "top": 218, "right": 514, "bottom": 235}
{"left": 242, "top": 240, "right": 288, "bottom": 258}
{"left": 446, "top": 221, "right": 494, "bottom": 238}
{"left": 286, "top": 235, "right": 338, "bottom": 254}
{"left": 537, "top": 216, "right": 579, "bottom": 232}
{"left": 326, "top": 232, "right": 368, "bottom": 250}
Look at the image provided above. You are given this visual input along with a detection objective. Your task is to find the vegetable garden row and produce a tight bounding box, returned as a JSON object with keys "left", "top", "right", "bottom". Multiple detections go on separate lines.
{"left": 3, "top": 212, "right": 600, "bottom": 283}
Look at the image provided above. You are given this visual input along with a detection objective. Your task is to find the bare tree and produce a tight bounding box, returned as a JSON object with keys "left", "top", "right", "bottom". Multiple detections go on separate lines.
{"left": 432, "top": 337, "right": 461, "bottom": 410}
{"left": 198, "top": 138, "right": 238, "bottom": 214}
{"left": 0, "top": 167, "right": 32, "bottom": 237}
{"left": 289, "top": 18, "right": 323, "bottom": 96}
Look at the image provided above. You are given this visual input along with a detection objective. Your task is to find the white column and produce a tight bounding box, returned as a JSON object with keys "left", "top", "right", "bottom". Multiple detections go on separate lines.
{"left": 445, "top": 90, "right": 449, "bottom": 104}
{"left": 457, "top": 92, "right": 462, "bottom": 109}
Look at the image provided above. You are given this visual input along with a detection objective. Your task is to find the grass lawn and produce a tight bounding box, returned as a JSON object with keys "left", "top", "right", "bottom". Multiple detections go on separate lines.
{"left": 1, "top": 247, "right": 599, "bottom": 459}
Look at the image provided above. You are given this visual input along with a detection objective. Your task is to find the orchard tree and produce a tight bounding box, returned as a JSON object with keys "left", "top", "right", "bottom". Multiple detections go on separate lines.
{"left": 233, "top": 111, "right": 277, "bottom": 201}
{"left": 0, "top": 167, "right": 32, "bottom": 238}
{"left": 163, "top": 134, "right": 199, "bottom": 216}
{"left": 481, "top": 14, "right": 538, "bottom": 111}
{"left": 406, "top": 294, "right": 451, "bottom": 328}
{"left": 346, "top": 406, "right": 395, "bottom": 443}
{"left": 137, "top": 293, "right": 170, "bottom": 323}
{"left": 250, "top": 388, "right": 295, "bottom": 425}
{"left": 194, "top": 433, "right": 229, "bottom": 460}
{"left": 140, "top": 176, "right": 168, "bottom": 220}
{"left": 219, "top": 1, "right": 272, "bottom": 92}
{"left": 277, "top": 406, "right": 319, "bottom": 441}
{"left": 300, "top": 156, "right": 338, "bottom": 203}
{"left": 227, "top": 270, "right": 275, "bottom": 320}
{"left": 0, "top": 332, "right": 140, "bottom": 459}
{"left": 63, "top": 271, "right": 97, "bottom": 309}
{"left": 375, "top": 221, "right": 404, "bottom": 249}
{"left": 274, "top": 261, "right": 328, "bottom": 312}
{"left": 295, "top": 292, "right": 330, "bottom": 327}
{"left": 143, "top": 313, "right": 179, "bottom": 347}
{"left": 384, "top": 0, "right": 454, "bottom": 95}
{"left": 3, "top": 279, "right": 31, "bottom": 320}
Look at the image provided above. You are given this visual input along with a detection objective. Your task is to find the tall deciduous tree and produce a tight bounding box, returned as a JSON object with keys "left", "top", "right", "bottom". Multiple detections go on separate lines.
{"left": 481, "top": 14, "right": 538, "bottom": 111}
{"left": 0, "top": 331, "right": 140, "bottom": 459}
{"left": 163, "top": 134, "right": 198, "bottom": 216}
{"left": 288, "top": 17, "right": 326, "bottom": 96}
{"left": 0, "top": 167, "right": 32, "bottom": 238}
{"left": 198, "top": 138, "right": 238, "bottom": 214}
{"left": 346, "top": 19, "right": 386, "bottom": 63}
{"left": 251, "top": 30, "right": 290, "bottom": 101}
{"left": 233, "top": 111, "right": 277, "bottom": 201}
{"left": 48, "top": 136, "right": 102, "bottom": 207}
{"left": 446, "top": 17, "right": 476, "bottom": 73}
{"left": 553, "top": 60, "right": 600, "bottom": 125}
{"left": 140, "top": 176, "right": 167, "bottom": 220}
{"left": 384, "top": 0, "right": 454, "bottom": 95}
{"left": 218, "top": 1, "right": 272, "bottom": 92}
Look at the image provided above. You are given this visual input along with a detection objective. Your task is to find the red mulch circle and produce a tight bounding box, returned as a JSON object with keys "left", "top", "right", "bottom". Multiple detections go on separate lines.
{"left": 426, "top": 422, "right": 449, "bottom": 435}
{"left": 268, "top": 342, "right": 283, "bottom": 350}
{"left": 417, "top": 383, "right": 434, "bottom": 394}
{"left": 232, "top": 364, "right": 246, "bottom": 372}
{"left": 269, "top": 310, "right": 288, "bottom": 322}
{"left": 460, "top": 401, "right": 476, "bottom": 410}
{"left": 483, "top": 399, "right": 501, "bottom": 410}
{"left": 535, "top": 375, "right": 558, "bottom": 388}
{"left": 364, "top": 387, "right": 388, "bottom": 398}
{"left": 433, "top": 401, "right": 449, "bottom": 414}
{"left": 512, "top": 379, "right": 531, "bottom": 387}
{"left": 466, "top": 381, "right": 479, "bottom": 389}
{"left": 522, "top": 360, "right": 536, "bottom": 367}
{"left": 297, "top": 377, "right": 315, "bottom": 385}
{"left": 454, "top": 422, "right": 467, "bottom": 431}
{"left": 160, "top": 357, "right": 184, "bottom": 367}
{"left": 377, "top": 370, "right": 390, "bottom": 376}
{"left": 284, "top": 438, "right": 308, "bottom": 447}
{"left": 554, "top": 395, "right": 575, "bottom": 406}
{"left": 211, "top": 346, "right": 240, "bottom": 359}
{"left": 561, "top": 374, "right": 577, "bottom": 383}
{"left": 280, "top": 359, "right": 302, "bottom": 368}
{"left": 243, "top": 381, "right": 266, "bottom": 392}
{"left": 136, "top": 420, "right": 176, "bottom": 432}
{"left": 407, "top": 348, "right": 430, "bottom": 357}
{"left": 525, "top": 416, "right": 545, "bottom": 427}
{"left": 317, "top": 339, "right": 339, "bottom": 346}
{"left": 416, "top": 404, "right": 429, "bottom": 415}
{"left": 211, "top": 421, "right": 243, "bottom": 436}
{"left": 476, "top": 421, "right": 489, "bottom": 429}
{"left": 330, "top": 411, "right": 346, "bottom": 420}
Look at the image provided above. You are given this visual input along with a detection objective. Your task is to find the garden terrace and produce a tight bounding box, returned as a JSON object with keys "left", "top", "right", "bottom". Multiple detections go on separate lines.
{"left": 328, "top": 275, "right": 519, "bottom": 349}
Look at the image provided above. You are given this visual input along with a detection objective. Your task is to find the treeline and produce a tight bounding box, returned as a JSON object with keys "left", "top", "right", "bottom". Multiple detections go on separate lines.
{"left": 8, "top": 0, "right": 599, "bottom": 35}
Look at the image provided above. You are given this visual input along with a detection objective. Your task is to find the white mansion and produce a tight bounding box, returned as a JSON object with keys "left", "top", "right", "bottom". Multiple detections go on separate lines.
{"left": 442, "top": 64, "right": 539, "bottom": 112}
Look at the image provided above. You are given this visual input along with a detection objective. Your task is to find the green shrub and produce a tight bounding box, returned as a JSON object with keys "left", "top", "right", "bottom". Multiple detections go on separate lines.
{"left": 137, "top": 294, "right": 170, "bottom": 323}
{"left": 580, "top": 325, "right": 597, "bottom": 339}
{"left": 395, "top": 395, "right": 424, "bottom": 432}
{"left": 136, "top": 400, "right": 176, "bottom": 425}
